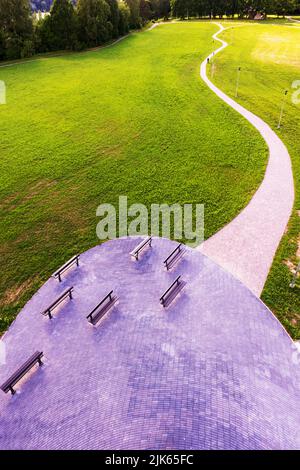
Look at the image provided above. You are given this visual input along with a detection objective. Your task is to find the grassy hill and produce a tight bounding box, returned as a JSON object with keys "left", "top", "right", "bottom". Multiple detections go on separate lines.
{"left": 0, "top": 22, "right": 268, "bottom": 333}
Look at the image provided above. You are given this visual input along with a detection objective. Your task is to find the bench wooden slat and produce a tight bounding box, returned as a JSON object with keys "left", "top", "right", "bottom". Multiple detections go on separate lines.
{"left": 52, "top": 255, "right": 79, "bottom": 282}
{"left": 87, "top": 291, "right": 117, "bottom": 326}
{"left": 1, "top": 351, "right": 43, "bottom": 395}
{"left": 130, "top": 236, "right": 152, "bottom": 260}
{"left": 164, "top": 243, "right": 185, "bottom": 270}
{"left": 160, "top": 276, "right": 185, "bottom": 308}
{"left": 41, "top": 287, "right": 73, "bottom": 319}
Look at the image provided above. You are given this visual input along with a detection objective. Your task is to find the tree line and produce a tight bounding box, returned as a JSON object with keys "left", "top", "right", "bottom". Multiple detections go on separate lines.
{"left": 0, "top": 0, "right": 170, "bottom": 61}
{"left": 170, "top": 0, "right": 299, "bottom": 19}
{"left": 0, "top": 0, "right": 299, "bottom": 61}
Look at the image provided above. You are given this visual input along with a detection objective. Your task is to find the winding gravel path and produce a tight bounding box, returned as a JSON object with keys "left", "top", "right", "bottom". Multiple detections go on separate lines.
{"left": 198, "top": 23, "right": 294, "bottom": 297}
{"left": 0, "top": 21, "right": 294, "bottom": 297}
{"left": 288, "top": 16, "right": 300, "bottom": 24}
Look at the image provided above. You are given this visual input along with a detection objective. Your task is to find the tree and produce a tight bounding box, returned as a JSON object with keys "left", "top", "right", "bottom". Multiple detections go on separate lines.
{"left": 107, "top": 0, "right": 120, "bottom": 37}
{"left": 168, "top": 0, "right": 299, "bottom": 19}
{"left": 0, "top": 0, "right": 34, "bottom": 59}
{"left": 274, "top": 0, "right": 297, "bottom": 16}
{"left": 0, "top": 29, "right": 5, "bottom": 60}
{"left": 43, "top": 0, "right": 78, "bottom": 51}
{"left": 225, "top": 0, "right": 240, "bottom": 17}
{"left": 36, "top": 16, "right": 54, "bottom": 52}
{"left": 77, "top": 0, "right": 112, "bottom": 47}
{"left": 160, "top": 0, "right": 171, "bottom": 18}
{"left": 170, "top": 0, "right": 187, "bottom": 19}
{"left": 140, "top": 0, "right": 153, "bottom": 21}
{"left": 118, "top": 0, "right": 130, "bottom": 35}
{"left": 125, "top": 0, "right": 142, "bottom": 27}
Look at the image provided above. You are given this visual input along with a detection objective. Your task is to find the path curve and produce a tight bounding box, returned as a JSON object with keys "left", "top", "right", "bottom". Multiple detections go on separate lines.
{"left": 0, "top": 21, "right": 294, "bottom": 297}
{"left": 288, "top": 16, "right": 300, "bottom": 24}
{"left": 198, "top": 23, "right": 294, "bottom": 297}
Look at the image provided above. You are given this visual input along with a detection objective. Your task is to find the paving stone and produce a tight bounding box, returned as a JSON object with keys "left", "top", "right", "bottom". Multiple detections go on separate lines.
{"left": 0, "top": 237, "right": 299, "bottom": 450}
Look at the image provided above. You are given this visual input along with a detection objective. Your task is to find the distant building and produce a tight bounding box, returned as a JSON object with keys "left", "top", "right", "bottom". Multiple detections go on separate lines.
{"left": 34, "top": 11, "right": 50, "bottom": 21}
{"left": 254, "top": 13, "right": 266, "bottom": 20}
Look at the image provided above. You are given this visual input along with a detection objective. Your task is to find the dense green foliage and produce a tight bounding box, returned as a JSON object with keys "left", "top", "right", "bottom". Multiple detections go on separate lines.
{"left": 77, "top": 0, "right": 112, "bottom": 47}
{"left": 107, "top": 0, "right": 120, "bottom": 38}
{"left": 0, "top": 0, "right": 34, "bottom": 59}
{"left": 0, "top": 0, "right": 170, "bottom": 60}
{"left": 0, "top": 23, "right": 267, "bottom": 334}
{"left": 170, "top": 0, "right": 299, "bottom": 19}
{"left": 1, "top": 1, "right": 299, "bottom": 61}
{"left": 37, "top": 0, "right": 78, "bottom": 51}
{"left": 210, "top": 21, "right": 300, "bottom": 338}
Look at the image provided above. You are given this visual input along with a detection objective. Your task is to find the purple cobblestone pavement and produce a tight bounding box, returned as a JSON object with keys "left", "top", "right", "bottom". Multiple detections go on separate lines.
{"left": 0, "top": 237, "right": 299, "bottom": 450}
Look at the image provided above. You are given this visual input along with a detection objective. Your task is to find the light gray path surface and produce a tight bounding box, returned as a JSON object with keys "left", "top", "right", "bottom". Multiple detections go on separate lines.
{"left": 288, "top": 16, "right": 300, "bottom": 23}
{"left": 198, "top": 23, "right": 294, "bottom": 297}
{"left": 1, "top": 21, "right": 294, "bottom": 297}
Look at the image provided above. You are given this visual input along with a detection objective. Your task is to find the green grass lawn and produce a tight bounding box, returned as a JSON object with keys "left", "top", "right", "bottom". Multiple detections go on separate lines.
{"left": 210, "top": 21, "right": 300, "bottom": 339}
{"left": 0, "top": 22, "right": 268, "bottom": 334}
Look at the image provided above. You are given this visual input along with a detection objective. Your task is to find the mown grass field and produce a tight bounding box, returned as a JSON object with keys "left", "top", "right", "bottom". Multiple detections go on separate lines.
{"left": 0, "top": 22, "right": 268, "bottom": 334}
{"left": 210, "top": 20, "right": 300, "bottom": 338}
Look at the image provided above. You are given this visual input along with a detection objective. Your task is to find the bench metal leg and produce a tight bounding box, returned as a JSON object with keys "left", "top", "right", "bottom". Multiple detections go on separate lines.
{"left": 9, "top": 386, "right": 15, "bottom": 395}
{"left": 76, "top": 258, "right": 79, "bottom": 266}
{"left": 38, "top": 358, "right": 43, "bottom": 366}
{"left": 58, "top": 273, "right": 62, "bottom": 282}
{"left": 69, "top": 291, "right": 73, "bottom": 299}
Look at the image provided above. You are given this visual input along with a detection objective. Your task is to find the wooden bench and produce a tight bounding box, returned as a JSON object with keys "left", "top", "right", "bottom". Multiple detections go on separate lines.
{"left": 130, "top": 236, "right": 152, "bottom": 260}
{"left": 1, "top": 351, "right": 43, "bottom": 395}
{"left": 160, "top": 276, "right": 185, "bottom": 308}
{"left": 52, "top": 255, "right": 79, "bottom": 282}
{"left": 163, "top": 243, "right": 185, "bottom": 270}
{"left": 41, "top": 287, "right": 73, "bottom": 319}
{"left": 87, "top": 291, "right": 118, "bottom": 325}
